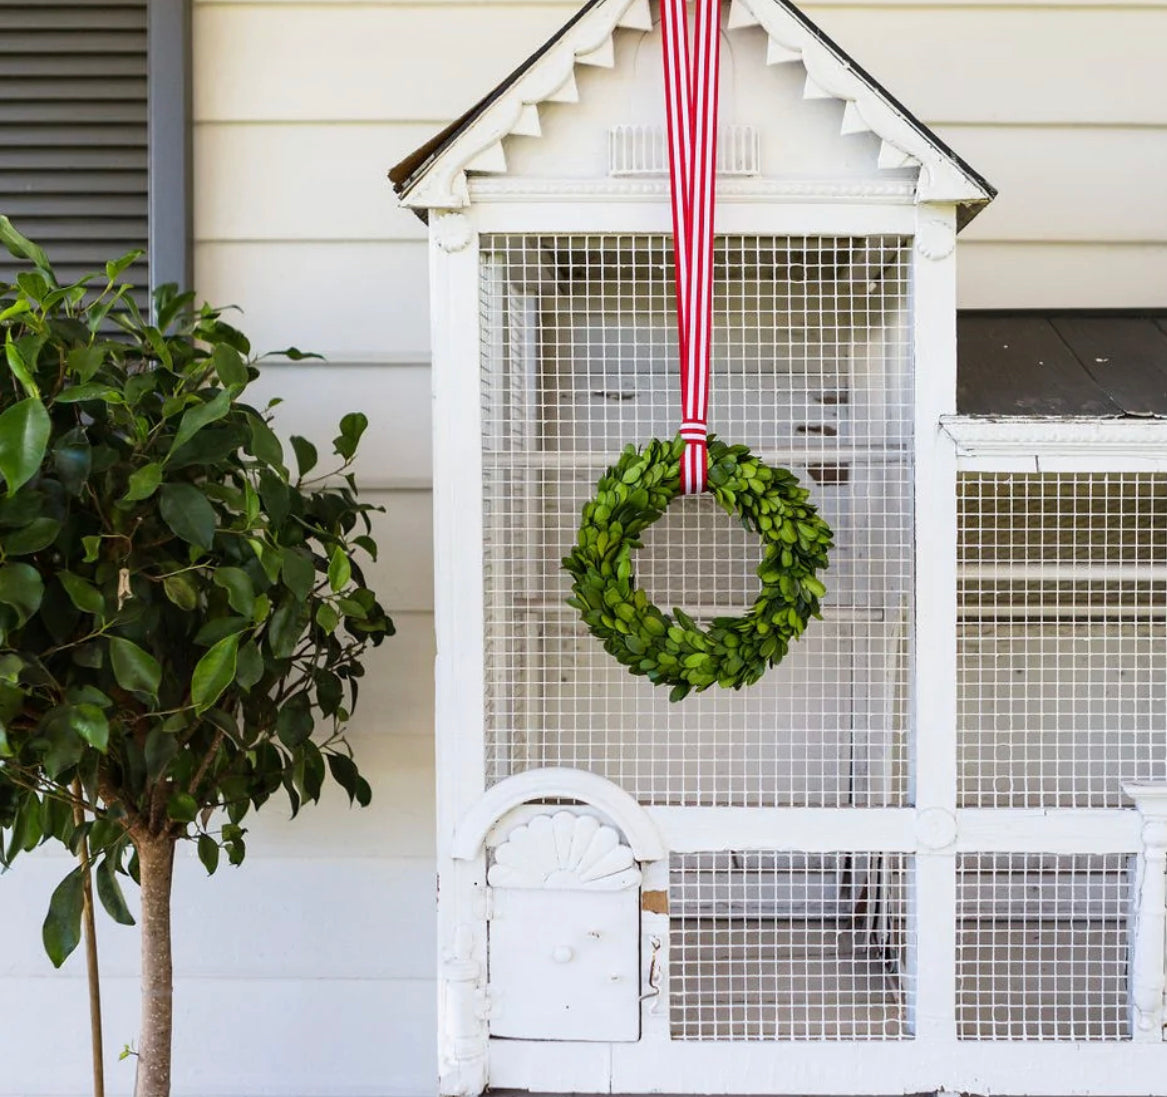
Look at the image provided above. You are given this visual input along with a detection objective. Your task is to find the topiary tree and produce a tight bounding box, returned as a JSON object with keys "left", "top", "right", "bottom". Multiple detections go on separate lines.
{"left": 0, "top": 218, "right": 393, "bottom": 1097}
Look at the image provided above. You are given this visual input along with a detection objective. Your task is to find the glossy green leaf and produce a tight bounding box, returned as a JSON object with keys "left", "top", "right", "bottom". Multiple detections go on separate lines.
{"left": 246, "top": 415, "right": 283, "bottom": 468}
{"left": 65, "top": 345, "right": 105, "bottom": 383}
{"left": 326, "top": 753, "right": 361, "bottom": 805}
{"left": 4, "top": 332, "right": 39, "bottom": 399}
{"left": 166, "top": 792, "right": 198, "bottom": 824}
{"left": 95, "top": 857, "right": 135, "bottom": 925}
{"left": 59, "top": 572, "right": 104, "bottom": 617}
{"left": 327, "top": 548, "right": 351, "bottom": 593}
{"left": 159, "top": 483, "right": 216, "bottom": 550}
{"left": 2, "top": 517, "right": 59, "bottom": 555}
{"left": 0, "top": 216, "right": 55, "bottom": 283}
{"left": 235, "top": 641, "right": 264, "bottom": 692}
{"left": 315, "top": 601, "right": 339, "bottom": 635}
{"left": 212, "top": 567, "right": 254, "bottom": 617}
{"left": 105, "top": 249, "right": 141, "bottom": 283}
{"left": 42, "top": 866, "right": 84, "bottom": 967}
{"left": 0, "top": 397, "right": 50, "bottom": 496}
{"left": 0, "top": 563, "right": 44, "bottom": 624}
{"left": 197, "top": 833, "right": 220, "bottom": 875}
{"left": 169, "top": 390, "right": 230, "bottom": 458}
{"left": 290, "top": 436, "right": 317, "bottom": 478}
{"left": 211, "top": 343, "right": 247, "bottom": 388}
{"left": 191, "top": 632, "right": 239, "bottom": 714}
{"left": 67, "top": 703, "right": 109, "bottom": 751}
{"left": 108, "top": 636, "right": 161, "bottom": 698}
{"left": 122, "top": 463, "right": 163, "bottom": 503}
{"left": 53, "top": 383, "right": 120, "bottom": 405}
{"left": 162, "top": 572, "right": 199, "bottom": 611}
{"left": 333, "top": 412, "right": 368, "bottom": 461}
{"left": 281, "top": 549, "right": 315, "bottom": 602}
{"left": 52, "top": 430, "right": 91, "bottom": 496}
{"left": 265, "top": 598, "right": 303, "bottom": 660}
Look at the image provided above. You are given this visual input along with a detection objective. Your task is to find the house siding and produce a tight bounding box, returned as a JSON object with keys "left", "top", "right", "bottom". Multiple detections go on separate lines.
{"left": 1, "top": 1, "right": 1165, "bottom": 1094}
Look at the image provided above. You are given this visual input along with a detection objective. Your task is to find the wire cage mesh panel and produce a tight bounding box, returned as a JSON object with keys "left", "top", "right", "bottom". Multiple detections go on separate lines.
{"left": 957, "top": 473, "right": 1167, "bottom": 808}
{"left": 669, "top": 851, "right": 913, "bottom": 1040}
{"left": 480, "top": 235, "right": 913, "bottom": 807}
{"left": 956, "top": 852, "right": 1133, "bottom": 1040}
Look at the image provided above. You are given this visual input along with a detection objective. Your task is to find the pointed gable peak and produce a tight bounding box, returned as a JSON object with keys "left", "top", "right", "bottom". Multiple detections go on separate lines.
{"left": 390, "top": 0, "right": 994, "bottom": 224}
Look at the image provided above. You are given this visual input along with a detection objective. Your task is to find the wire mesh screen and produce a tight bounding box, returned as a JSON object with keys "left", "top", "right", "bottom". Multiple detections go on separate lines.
{"left": 669, "top": 851, "right": 913, "bottom": 1040}
{"left": 956, "top": 852, "right": 1133, "bottom": 1040}
{"left": 480, "top": 235, "right": 913, "bottom": 807}
{"left": 957, "top": 473, "right": 1167, "bottom": 808}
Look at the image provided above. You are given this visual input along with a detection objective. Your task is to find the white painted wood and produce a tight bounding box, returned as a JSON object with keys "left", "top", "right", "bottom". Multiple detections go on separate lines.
{"left": 944, "top": 418, "right": 1167, "bottom": 473}
{"left": 958, "top": 242, "right": 1167, "bottom": 309}
{"left": 1123, "top": 784, "right": 1167, "bottom": 1041}
{"left": 909, "top": 203, "right": 961, "bottom": 1043}
{"left": 430, "top": 216, "right": 491, "bottom": 1097}
{"left": 194, "top": 240, "right": 431, "bottom": 355}
{"left": 804, "top": 6, "right": 1167, "bottom": 125}
{"left": 453, "top": 768, "right": 665, "bottom": 862}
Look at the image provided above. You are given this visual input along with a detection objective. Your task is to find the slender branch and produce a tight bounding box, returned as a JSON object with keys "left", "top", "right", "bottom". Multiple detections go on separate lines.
{"left": 187, "top": 729, "right": 225, "bottom": 800}
{"left": 72, "top": 778, "right": 106, "bottom": 1097}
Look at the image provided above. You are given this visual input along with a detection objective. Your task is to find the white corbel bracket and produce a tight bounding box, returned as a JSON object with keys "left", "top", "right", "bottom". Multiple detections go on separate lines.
{"left": 1123, "top": 782, "right": 1167, "bottom": 1042}
{"left": 452, "top": 767, "right": 666, "bottom": 862}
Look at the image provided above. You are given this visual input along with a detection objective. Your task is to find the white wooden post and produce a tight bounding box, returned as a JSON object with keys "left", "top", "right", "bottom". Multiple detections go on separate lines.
{"left": 1123, "top": 783, "right": 1167, "bottom": 1042}
{"left": 910, "top": 204, "right": 960, "bottom": 1042}
{"left": 431, "top": 210, "right": 491, "bottom": 1097}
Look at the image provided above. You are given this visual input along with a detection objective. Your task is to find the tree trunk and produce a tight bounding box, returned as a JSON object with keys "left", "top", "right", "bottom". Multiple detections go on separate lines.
{"left": 133, "top": 834, "right": 175, "bottom": 1097}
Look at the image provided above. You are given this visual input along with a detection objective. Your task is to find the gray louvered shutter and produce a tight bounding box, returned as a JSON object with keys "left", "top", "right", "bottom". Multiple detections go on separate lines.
{"left": 0, "top": 0, "right": 149, "bottom": 294}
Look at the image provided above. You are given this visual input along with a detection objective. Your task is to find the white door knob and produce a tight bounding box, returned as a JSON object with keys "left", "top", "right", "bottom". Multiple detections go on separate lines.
{"left": 552, "top": 945, "right": 574, "bottom": 964}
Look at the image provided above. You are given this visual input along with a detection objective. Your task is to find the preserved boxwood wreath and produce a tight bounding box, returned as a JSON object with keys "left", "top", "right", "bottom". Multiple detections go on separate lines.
{"left": 563, "top": 435, "right": 834, "bottom": 702}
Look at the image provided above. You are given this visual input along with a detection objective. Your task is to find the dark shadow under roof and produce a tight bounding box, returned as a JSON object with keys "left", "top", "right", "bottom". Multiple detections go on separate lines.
{"left": 957, "top": 312, "right": 1167, "bottom": 418}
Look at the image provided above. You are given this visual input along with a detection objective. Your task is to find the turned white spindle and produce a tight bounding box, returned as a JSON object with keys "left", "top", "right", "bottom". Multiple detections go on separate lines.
{"left": 1123, "top": 783, "right": 1167, "bottom": 1042}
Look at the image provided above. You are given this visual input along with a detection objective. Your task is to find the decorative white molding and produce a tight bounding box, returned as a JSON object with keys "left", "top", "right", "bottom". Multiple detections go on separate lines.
{"left": 469, "top": 176, "right": 916, "bottom": 204}
{"left": 439, "top": 924, "right": 489, "bottom": 1096}
{"left": 490, "top": 811, "right": 642, "bottom": 891}
{"left": 398, "top": 0, "right": 992, "bottom": 214}
{"left": 452, "top": 766, "right": 666, "bottom": 862}
{"left": 608, "top": 123, "right": 760, "bottom": 177}
{"left": 942, "top": 417, "right": 1167, "bottom": 466}
{"left": 915, "top": 216, "right": 956, "bottom": 260}
{"left": 432, "top": 210, "right": 473, "bottom": 253}
{"left": 1123, "top": 783, "right": 1167, "bottom": 1042}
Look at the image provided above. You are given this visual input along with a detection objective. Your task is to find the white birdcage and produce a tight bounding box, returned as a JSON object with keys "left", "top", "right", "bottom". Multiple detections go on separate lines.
{"left": 391, "top": 2, "right": 1167, "bottom": 1095}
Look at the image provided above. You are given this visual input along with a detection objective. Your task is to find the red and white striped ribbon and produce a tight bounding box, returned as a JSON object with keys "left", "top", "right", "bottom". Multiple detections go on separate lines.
{"left": 661, "top": 0, "right": 722, "bottom": 494}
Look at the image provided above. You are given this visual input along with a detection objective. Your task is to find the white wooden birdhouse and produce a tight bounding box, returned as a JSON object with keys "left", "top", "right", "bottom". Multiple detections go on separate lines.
{"left": 393, "top": 2, "right": 1167, "bottom": 1095}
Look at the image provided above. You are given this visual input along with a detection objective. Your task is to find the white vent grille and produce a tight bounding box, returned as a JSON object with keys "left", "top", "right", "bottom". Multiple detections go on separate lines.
{"left": 480, "top": 235, "right": 913, "bottom": 807}
{"left": 956, "top": 852, "right": 1133, "bottom": 1040}
{"left": 670, "top": 851, "right": 913, "bottom": 1040}
{"left": 608, "top": 124, "right": 760, "bottom": 177}
{"left": 957, "top": 473, "right": 1167, "bottom": 808}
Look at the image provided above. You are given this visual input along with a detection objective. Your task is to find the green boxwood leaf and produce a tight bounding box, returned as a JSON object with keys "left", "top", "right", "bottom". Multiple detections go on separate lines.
{"left": 42, "top": 866, "right": 84, "bottom": 968}
{"left": 59, "top": 572, "right": 104, "bottom": 617}
{"left": 0, "top": 562, "right": 44, "bottom": 624}
{"left": 123, "top": 462, "right": 163, "bottom": 503}
{"left": 108, "top": 636, "right": 161, "bottom": 698}
{"left": 0, "top": 396, "right": 50, "bottom": 496}
{"left": 159, "top": 482, "right": 216, "bottom": 550}
{"left": 212, "top": 567, "right": 254, "bottom": 618}
{"left": 95, "top": 857, "right": 135, "bottom": 925}
{"left": 191, "top": 632, "right": 239, "bottom": 714}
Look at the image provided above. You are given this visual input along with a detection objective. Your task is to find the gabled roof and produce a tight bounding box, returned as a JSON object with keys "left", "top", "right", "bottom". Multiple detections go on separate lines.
{"left": 390, "top": 0, "right": 995, "bottom": 224}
